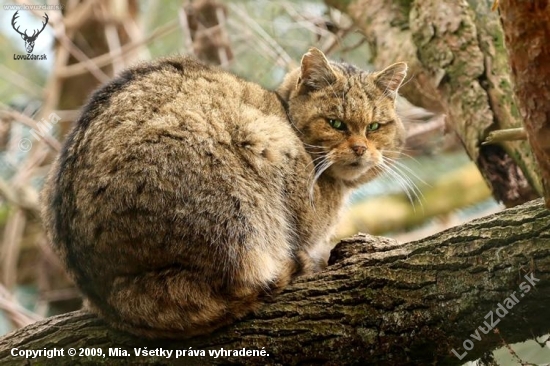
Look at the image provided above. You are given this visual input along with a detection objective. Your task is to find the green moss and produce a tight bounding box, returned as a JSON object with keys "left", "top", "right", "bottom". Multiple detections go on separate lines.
{"left": 499, "top": 78, "right": 510, "bottom": 90}
{"left": 448, "top": 61, "right": 467, "bottom": 79}
{"left": 511, "top": 104, "right": 520, "bottom": 119}
{"left": 492, "top": 31, "right": 505, "bottom": 51}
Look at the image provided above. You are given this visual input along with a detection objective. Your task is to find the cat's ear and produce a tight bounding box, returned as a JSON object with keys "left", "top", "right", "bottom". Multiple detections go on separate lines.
{"left": 297, "top": 47, "right": 337, "bottom": 93}
{"left": 374, "top": 62, "right": 408, "bottom": 98}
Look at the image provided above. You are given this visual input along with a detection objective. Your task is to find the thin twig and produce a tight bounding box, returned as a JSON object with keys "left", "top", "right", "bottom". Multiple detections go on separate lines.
{"left": 12, "top": 144, "right": 50, "bottom": 186}
{"left": 215, "top": 6, "right": 230, "bottom": 68}
{"left": 0, "top": 103, "right": 61, "bottom": 152}
{"left": 0, "top": 65, "right": 43, "bottom": 98}
{"left": 0, "top": 283, "right": 43, "bottom": 329}
{"left": 1, "top": 209, "right": 26, "bottom": 291}
{"left": 482, "top": 128, "right": 527, "bottom": 145}
{"left": 0, "top": 179, "right": 39, "bottom": 213}
{"left": 55, "top": 32, "right": 111, "bottom": 83}
{"left": 178, "top": 6, "right": 195, "bottom": 54}
{"left": 105, "top": 24, "right": 125, "bottom": 75}
{"left": 494, "top": 328, "right": 537, "bottom": 366}
{"left": 122, "top": 18, "right": 150, "bottom": 60}
{"left": 228, "top": 3, "right": 296, "bottom": 70}
{"left": 142, "top": 0, "right": 160, "bottom": 34}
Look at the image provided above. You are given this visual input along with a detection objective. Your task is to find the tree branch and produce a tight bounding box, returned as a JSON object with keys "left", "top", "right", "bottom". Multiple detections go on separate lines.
{"left": 0, "top": 199, "right": 549, "bottom": 365}
{"left": 482, "top": 128, "right": 527, "bottom": 145}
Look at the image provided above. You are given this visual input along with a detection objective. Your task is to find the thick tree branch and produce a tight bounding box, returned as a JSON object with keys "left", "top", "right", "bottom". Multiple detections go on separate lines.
{"left": 0, "top": 199, "right": 549, "bottom": 365}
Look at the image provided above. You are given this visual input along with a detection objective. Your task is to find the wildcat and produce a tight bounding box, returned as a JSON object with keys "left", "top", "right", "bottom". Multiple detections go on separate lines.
{"left": 41, "top": 48, "right": 407, "bottom": 338}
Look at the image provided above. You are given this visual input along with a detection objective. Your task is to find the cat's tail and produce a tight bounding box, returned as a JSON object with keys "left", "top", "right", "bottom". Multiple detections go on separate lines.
{"left": 87, "top": 265, "right": 294, "bottom": 339}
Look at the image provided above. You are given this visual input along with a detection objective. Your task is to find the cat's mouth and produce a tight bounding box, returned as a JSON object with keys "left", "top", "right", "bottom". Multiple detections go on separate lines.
{"left": 348, "top": 159, "right": 373, "bottom": 169}
{"left": 330, "top": 160, "right": 375, "bottom": 182}
{"left": 343, "top": 160, "right": 374, "bottom": 174}
{"left": 347, "top": 156, "right": 380, "bottom": 170}
{"left": 347, "top": 159, "right": 378, "bottom": 174}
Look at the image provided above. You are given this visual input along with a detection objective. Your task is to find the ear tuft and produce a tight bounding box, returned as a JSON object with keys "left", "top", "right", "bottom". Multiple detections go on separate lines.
{"left": 375, "top": 62, "right": 408, "bottom": 97}
{"left": 298, "top": 47, "right": 337, "bottom": 93}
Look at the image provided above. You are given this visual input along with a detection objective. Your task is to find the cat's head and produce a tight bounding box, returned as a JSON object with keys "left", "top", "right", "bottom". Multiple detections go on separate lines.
{"left": 278, "top": 48, "right": 407, "bottom": 187}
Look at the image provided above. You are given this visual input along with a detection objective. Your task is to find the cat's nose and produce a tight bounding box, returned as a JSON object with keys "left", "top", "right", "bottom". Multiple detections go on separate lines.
{"left": 351, "top": 144, "right": 367, "bottom": 156}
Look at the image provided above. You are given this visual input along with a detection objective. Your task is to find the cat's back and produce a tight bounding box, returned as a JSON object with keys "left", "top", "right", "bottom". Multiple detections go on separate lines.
{"left": 73, "top": 56, "right": 285, "bottom": 148}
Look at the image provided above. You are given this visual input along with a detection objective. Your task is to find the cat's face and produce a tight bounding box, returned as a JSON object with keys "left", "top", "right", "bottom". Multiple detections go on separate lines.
{"left": 284, "top": 48, "right": 407, "bottom": 186}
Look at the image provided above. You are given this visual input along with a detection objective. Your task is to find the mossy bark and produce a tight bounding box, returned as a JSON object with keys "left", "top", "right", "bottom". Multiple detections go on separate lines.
{"left": 326, "top": 0, "right": 542, "bottom": 206}
{"left": 0, "top": 199, "right": 549, "bottom": 365}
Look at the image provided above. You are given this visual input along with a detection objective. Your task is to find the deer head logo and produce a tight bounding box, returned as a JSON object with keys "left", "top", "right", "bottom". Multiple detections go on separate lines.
{"left": 11, "top": 11, "right": 49, "bottom": 54}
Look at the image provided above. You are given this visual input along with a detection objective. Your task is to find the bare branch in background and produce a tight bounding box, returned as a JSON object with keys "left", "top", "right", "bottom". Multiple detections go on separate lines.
{"left": 56, "top": 20, "right": 179, "bottom": 79}
{"left": 229, "top": 3, "right": 295, "bottom": 70}
{"left": 0, "top": 105, "right": 61, "bottom": 152}
{"left": 182, "top": 0, "right": 233, "bottom": 66}
{"left": 0, "top": 284, "right": 42, "bottom": 330}
{"left": 0, "top": 65, "right": 43, "bottom": 98}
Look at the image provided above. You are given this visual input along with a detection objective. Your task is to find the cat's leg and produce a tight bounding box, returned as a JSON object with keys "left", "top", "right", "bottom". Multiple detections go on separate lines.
{"left": 306, "top": 240, "right": 334, "bottom": 271}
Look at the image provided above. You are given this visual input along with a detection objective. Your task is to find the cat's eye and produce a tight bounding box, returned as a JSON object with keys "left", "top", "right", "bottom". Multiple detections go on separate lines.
{"left": 368, "top": 122, "right": 380, "bottom": 132}
{"left": 328, "top": 119, "right": 347, "bottom": 131}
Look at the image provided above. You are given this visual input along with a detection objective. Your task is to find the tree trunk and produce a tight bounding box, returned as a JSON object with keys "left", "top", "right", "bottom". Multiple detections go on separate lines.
{"left": 0, "top": 199, "right": 549, "bottom": 365}
{"left": 326, "top": 0, "right": 541, "bottom": 207}
{"left": 498, "top": 0, "right": 550, "bottom": 208}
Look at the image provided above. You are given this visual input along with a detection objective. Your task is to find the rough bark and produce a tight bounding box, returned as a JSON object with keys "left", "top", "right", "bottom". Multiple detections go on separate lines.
{"left": 326, "top": 0, "right": 541, "bottom": 206}
{"left": 0, "top": 199, "right": 549, "bottom": 365}
{"left": 498, "top": 0, "right": 550, "bottom": 208}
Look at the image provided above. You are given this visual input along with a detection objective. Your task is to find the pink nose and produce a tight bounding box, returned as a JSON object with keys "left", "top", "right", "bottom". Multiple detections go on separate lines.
{"left": 352, "top": 144, "right": 367, "bottom": 156}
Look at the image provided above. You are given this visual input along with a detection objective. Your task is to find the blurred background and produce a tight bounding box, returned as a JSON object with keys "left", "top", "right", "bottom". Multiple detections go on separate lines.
{"left": 0, "top": 0, "right": 545, "bottom": 364}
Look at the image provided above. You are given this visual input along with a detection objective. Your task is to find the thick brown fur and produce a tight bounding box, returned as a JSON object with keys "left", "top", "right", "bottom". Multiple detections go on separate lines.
{"left": 41, "top": 48, "right": 407, "bottom": 338}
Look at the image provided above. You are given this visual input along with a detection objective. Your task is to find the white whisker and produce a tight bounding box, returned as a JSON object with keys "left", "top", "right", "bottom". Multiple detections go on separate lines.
{"left": 304, "top": 154, "right": 328, "bottom": 174}
{"left": 378, "top": 163, "right": 416, "bottom": 208}
{"left": 307, "top": 152, "right": 333, "bottom": 204}
{"left": 382, "top": 149, "right": 424, "bottom": 166}
{"left": 303, "top": 142, "right": 327, "bottom": 150}
{"left": 388, "top": 163, "right": 425, "bottom": 205}
{"left": 378, "top": 161, "right": 424, "bottom": 212}
{"left": 384, "top": 160, "right": 425, "bottom": 201}
{"left": 382, "top": 155, "right": 429, "bottom": 187}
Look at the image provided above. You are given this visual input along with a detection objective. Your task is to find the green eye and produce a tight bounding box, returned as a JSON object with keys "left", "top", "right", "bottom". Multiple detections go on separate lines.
{"left": 368, "top": 122, "right": 380, "bottom": 131}
{"left": 328, "top": 119, "right": 346, "bottom": 131}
